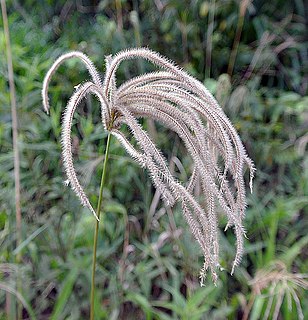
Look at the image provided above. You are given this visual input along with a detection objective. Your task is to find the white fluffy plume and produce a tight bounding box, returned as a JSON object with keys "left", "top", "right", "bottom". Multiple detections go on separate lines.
{"left": 42, "top": 48, "right": 255, "bottom": 284}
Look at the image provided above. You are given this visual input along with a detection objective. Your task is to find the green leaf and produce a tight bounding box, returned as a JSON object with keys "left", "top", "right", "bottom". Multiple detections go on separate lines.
{"left": 125, "top": 292, "right": 154, "bottom": 320}
{"left": 13, "top": 224, "right": 48, "bottom": 255}
{"left": 50, "top": 268, "right": 79, "bottom": 320}
{"left": 279, "top": 235, "right": 308, "bottom": 267}
{"left": 250, "top": 296, "right": 265, "bottom": 320}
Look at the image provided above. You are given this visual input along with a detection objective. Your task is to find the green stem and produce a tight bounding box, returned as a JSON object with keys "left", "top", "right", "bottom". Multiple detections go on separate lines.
{"left": 90, "top": 133, "right": 112, "bottom": 320}
{"left": 1, "top": 1, "right": 22, "bottom": 319}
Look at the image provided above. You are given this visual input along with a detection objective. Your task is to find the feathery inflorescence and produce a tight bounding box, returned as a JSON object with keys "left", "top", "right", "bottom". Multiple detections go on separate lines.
{"left": 42, "top": 48, "right": 255, "bottom": 285}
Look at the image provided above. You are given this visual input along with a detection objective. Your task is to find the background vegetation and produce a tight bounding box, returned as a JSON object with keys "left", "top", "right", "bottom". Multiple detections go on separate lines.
{"left": 0, "top": 0, "right": 307, "bottom": 319}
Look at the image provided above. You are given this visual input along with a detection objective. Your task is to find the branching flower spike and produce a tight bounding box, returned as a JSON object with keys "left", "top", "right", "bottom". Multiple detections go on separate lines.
{"left": 42, "top": 48, "right": 255, "bottom": 285}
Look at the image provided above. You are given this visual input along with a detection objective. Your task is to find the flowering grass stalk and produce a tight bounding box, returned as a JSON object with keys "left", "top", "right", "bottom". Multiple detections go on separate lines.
{"left": 42, "top": 47, "right": 255, "bottom": 317}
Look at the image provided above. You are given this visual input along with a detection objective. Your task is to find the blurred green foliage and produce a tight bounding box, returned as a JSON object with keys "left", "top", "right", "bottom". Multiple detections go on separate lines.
{"left": 0, "top": 0, "right": 307, "bottom": 319}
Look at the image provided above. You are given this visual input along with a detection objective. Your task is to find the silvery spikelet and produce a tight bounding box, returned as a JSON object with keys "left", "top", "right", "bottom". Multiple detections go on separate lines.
{"left": 42, "top": 48, "right": 255, "bottom": 285}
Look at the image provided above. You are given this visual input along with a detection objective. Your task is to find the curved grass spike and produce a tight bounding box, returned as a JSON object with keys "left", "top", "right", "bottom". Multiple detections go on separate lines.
{"left": 42, "top": 48, "right": 255, "bottom": 288}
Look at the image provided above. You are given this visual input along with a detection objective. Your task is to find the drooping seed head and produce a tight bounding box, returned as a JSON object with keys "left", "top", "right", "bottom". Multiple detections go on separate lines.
{"left": 42, "top": 48, "right": 255, "bottom": 285}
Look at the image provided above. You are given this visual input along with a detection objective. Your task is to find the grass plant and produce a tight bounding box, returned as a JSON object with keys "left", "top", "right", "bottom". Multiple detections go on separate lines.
{"left": 0, "top": 1, "right": 306, "bottom": 318}
{"left": 42, "top": 48, "right": 254, "bottom": 317}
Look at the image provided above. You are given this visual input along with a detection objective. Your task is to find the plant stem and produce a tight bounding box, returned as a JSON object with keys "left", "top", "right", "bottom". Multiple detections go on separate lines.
{"left": 1, "top": 0, "right": 21, "bottom": 252}
{"left": 90, "top": 133, "right": 112, "bottom": 320}
{"left": 1, "top": 0, "right": 22, "bottom": 319}
{"left": 205, "top": 0, "right": 216, "bottom": 78}
{"left": 115, "top": 0, "right": 123, "bottom": 32}
{"left": 227, "top": 0, "right": 249, "bottom": 77}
